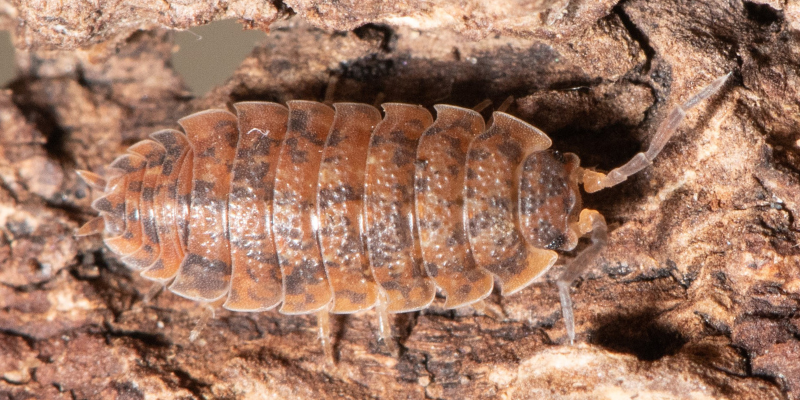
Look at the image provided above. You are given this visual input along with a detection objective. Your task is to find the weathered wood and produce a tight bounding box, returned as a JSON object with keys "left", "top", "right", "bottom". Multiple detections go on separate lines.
{"left": 1, "top": 1, "right": 799, "bottom": 398}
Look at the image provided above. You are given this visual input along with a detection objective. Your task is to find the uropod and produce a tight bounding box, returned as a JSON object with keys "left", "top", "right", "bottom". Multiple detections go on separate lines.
{"left": 76, "top": 72, "right": 731, "bottom": 360}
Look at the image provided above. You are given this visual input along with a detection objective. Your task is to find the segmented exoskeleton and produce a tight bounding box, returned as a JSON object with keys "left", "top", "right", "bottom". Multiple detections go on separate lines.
{"left": 77, "top": 73, "right": 730, "bottom": 358}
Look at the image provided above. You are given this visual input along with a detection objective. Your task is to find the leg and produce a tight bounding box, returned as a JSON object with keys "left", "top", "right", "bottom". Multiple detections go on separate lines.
{"left": 470, "top": 299, "right": 505, "bottom": 320}
{"left": 130, "top": 281, "right": 165, "bottom": 313}
{"left": 486, "top": 95, "right": 516, "bottom": 126}
{"left": 496, "top": 95, "right": 515, "bottom": 113}
{"left": 374, "top": 290, "right": 398, "bottom": 356}
{"left": 323, "top": 75, "right": 339, "bottom": 105}
{"left": 316, "top": 310, "right": 335, "bottom": 367}
{"left": 583, "top": 72, "right": 731, "bottom": 193}
{"left": 189, "top": 303, "right": 216, "bottom": 342}
{"left": 471, "top": 99, "right": 493, "bottom": 113}
{"left": 141, "top": 281, "right": 165, "bottom": 304}
{"left": 372, "top": 92, "right": 386, "bottom": 109}
{"left": 558, "top": 209, "right": 607, "bottom": 345}
{"left": 471, "top": 96, "right": 514, "bottom": 114}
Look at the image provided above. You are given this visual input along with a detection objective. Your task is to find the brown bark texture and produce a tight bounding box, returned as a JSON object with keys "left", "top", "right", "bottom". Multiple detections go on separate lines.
{"left": 1, "top": 0, "right": 800, "bottom": 399}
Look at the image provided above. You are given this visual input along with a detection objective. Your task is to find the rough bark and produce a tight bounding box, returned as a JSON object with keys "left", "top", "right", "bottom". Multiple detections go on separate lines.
{"left": 1, "top": 0, "right": 800, "bottom": 399}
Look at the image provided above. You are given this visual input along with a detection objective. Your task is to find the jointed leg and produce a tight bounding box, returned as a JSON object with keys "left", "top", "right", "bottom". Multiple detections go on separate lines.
{"left": 143, "top": 282, "right": 167, "bottom": 303}
{"left": 316, "top": 310, "right": 334, "bottom": 367}
{"left": 323, "top": 75, "right": 339, "bottom": 105}
{"left": 470, "top": 299, "right": 505, "bottom": 320}
{"left": 375, "top": 290, "right": 398, "bottom": 356}
{"left": 472, "top": 99, "right": 493, "bottom": 113}
{"left": 583, "top": 72, "right": 731, "bottom": 193}
{"left": 558, "top": 209, "right": 607, "bottom": 345}
{"left": 189, "top": 304, "right": 216, "bottom": 342}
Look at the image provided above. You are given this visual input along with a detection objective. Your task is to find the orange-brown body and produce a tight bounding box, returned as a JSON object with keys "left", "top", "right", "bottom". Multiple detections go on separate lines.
{"left": 76, "top": 72, "right": 730, "bottom": 351}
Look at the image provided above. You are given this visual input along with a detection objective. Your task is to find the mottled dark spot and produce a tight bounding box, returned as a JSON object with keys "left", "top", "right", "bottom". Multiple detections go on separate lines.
{"left": 381, "top": 280, "right": 401, "bottom": 291}
{"left": 415, "top": 176, "right": 429, "bottom": 193}
{"left": 213, "top": 119, "right": 239, "bottom": 148}
{"left": 468, "top": 148, "right": 490, "bottom": 161}
{"left": 305, "top": 293, "right": 318, "bottom": 305}
{"left": 182, "top": 253, "right": 231, "bottom": 281}
{"left": 326, "top": 129, "right": 345, "bottom": 147}
{"left": 390, "top": 147, "right": 413, "bottom": 167}
{"left": 152, "top": 131, "right": 177, "bottom": 149}
{"left": 198, "top": 146, "right": 216, "bottom": 158}
{"left": 545, "top": 234, "right": 568, "bottom": 250}
{"left": 230, "top": 186, "right": 252, "bottom": 200}
{"left": 340, "top": 234, "right": 362, "bottom": 255}
{"left": 288, "top": 112, "right": 308, "bottom": 134}
{"left": 284, "top": 138, "right": 308, "bottom": 163}
{"left": 142, "top": 217, "right": 158, "bottom": 242}
{"left": 426, "top": 262, "right": 439, "bottom": 277}
{"left": 418, "top": 218, "right": 441, "bottom": 231}
{"left": 234, "top": 161, "right": 269, "bottom": 187}
{"left": 300, "top": 129, "right": 326, "bottom": 146}
{"left": 444, "top": 134, "right": 462, "bottom": 150}
{"left": 447, "top": 164, "right": 460, "bottom": 176}
{"left": 110, "top": 156, "right": 142, "bottom": 172}
{"left": 127, "top": 179, "right": 143, "bottom": 192}
{"left": 486, "top": 247, "right": 527, "bottom": 277}
{"left": 406, "top": 118, "right": 426, "bottom": 131}
{"left": 415, "top": 158, "right": 428, "bottom": 172}
{"left": 147, "top": 260, "right": 165, "bottom": 273}
{"left": 446, "top": 227, "right": 467, "bottom": 246}
{"left": 318, "top": 184, "right": 360, "bottom": 207}
{"left": 161, "top": 158, "right": 175, "bottom": 175}
{"left": 92, "top": 197, "right": 113, "bottom": 212}
{"left": 337, "top": 289, "right": 367, "bottom": 305}
{"left": 465, "top": 186, "right": 477, "bottom": 198}
{"left": 141, "top": 187, "right": 155, "bottom": 202}
{"left": 192, "top": 180, "right": 216, "bottom": 201}
{"left": 497, "top": 139, "right": 522, "bottom": 164}
{"left": 282, "top": 258, "right": 323, "bottom": 295}
{"left": 423, "top": 126, "right": 442, "bottom": 137}
{"left": 488, "top": 196, "right": 511, "bottom": 211}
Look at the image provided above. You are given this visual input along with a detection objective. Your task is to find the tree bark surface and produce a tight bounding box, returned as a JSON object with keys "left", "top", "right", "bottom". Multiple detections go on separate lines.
{"left": 1, "top": 1, "right": 799, "bottom": 399}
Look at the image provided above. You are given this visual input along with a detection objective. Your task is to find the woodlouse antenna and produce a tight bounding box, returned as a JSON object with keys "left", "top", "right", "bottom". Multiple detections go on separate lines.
{"left": 555, "top": 72, "right": 731, "bottom": 344}
{"left": 582, "top": 72, "right": 732, "bottom": 193}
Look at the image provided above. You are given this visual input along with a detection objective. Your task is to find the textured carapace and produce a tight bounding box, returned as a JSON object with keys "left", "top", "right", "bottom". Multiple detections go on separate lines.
{"left": 76, "top": 72, "right": 730, "bottom": 348}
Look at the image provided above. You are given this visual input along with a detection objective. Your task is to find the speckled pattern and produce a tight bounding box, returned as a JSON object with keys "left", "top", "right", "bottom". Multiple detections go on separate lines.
{"left": 464, "top": 113, "right": 558, "bottom": 295}
{"left": 415, "top": 105, "right": 494, "bottom": 309}
{"left": 317, "top": 103, "right": 382, "bottom": 313}
{"left": 364, "top": 103, "right": 436, "bottom": 312}
{"left": 273, "top": 101, "right": 336, "bottom": 314}
{"left": 519, "top": 150, "right": 581, "bottom": 251}
{"left": 224, "top": 102, "right": 287, "bottom": 312}
{"left": 81, "top": 101, "right": 591, "bottom": 315}
{"left": 120, "top": 140, "right": 165, "bottom": 270}
{"left": 169, "top": 110, "right": 239, "bottom": 302}
{"left": 102, "top": 154, "right": 146, "bottom": 255}
{"left": 140, "top": 130, "right": 190, "bottom": 282}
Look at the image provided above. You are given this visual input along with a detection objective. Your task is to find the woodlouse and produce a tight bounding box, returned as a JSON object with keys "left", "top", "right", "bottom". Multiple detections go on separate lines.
{"left": 76, "top": 73, "right": 730, "bottom": 358}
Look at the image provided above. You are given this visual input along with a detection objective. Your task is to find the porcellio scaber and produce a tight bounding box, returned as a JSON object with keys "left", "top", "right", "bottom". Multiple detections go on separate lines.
{"left": 76, "top": 73, "right": 730, "bottom": 356}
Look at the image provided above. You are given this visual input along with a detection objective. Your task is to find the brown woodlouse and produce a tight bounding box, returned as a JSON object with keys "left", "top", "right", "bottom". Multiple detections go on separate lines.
{"left": 76, "top": 73, "right": 730, "bottom": 358}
